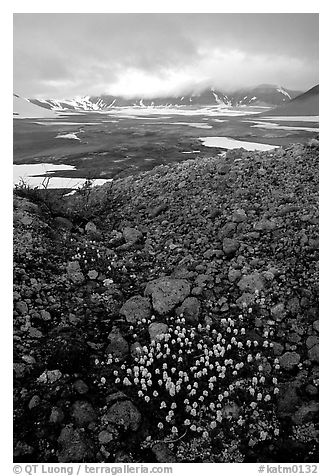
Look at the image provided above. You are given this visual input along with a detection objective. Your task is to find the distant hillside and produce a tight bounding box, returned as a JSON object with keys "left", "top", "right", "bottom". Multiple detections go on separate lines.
{"left": 28, "top": 85, "right": 302, "bottom": 111}
{"left": 266, "top": 85, "right": 319, "bottom": 116}
{"left": 13, "top": 94, "right": 58, "bottom": 118}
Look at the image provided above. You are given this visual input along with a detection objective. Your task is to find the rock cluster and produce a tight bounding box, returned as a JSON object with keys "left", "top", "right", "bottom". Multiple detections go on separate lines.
{"left": 13, "top": 140, "right": 319, "bottom": 463}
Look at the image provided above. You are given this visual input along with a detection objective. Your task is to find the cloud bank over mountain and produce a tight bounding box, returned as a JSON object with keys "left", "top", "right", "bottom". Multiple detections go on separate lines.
{"left": 14, "top": 13, "right": 319, "bottom": 99}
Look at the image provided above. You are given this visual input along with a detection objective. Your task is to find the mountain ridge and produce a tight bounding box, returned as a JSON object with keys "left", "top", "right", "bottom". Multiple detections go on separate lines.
{"left": 27, "top": 84, "right": 303, "bottom": 112}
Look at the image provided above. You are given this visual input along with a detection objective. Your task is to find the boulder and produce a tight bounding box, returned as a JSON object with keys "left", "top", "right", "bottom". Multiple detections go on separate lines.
{"left": 105, "top": 400, "right": 141, "bottom": 431}
{"left": 238, "top": 273, "right": 265, "bottom": 293}
{"left": 176, "top": 297, "right": 201, "bottom": 324}
{"left": 145, "top": 277, "right": 190, "bottom": 315}
{"left": 120, "top": 295, "right": 151, "bottom": 324}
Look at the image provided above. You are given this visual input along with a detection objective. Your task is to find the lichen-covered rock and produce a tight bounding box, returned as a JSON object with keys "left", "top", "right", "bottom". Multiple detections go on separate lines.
{"left": 57, "top": 425, "right": 94, "bottom": 462}
{"left": 105, "top": 400, "right": 141, "bottom": 431}
{"left": 145, "top": 277, "right": 190, "bottom": 315}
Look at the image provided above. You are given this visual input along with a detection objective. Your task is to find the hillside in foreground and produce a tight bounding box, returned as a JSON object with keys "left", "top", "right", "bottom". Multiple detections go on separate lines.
{"left": 13, "top": 140, "right": 319, "bottom": 463}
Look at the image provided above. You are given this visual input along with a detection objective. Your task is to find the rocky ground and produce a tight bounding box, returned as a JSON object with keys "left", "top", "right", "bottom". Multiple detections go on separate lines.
{"left": 13, "top": 139, "right": 319, "bottom": 463}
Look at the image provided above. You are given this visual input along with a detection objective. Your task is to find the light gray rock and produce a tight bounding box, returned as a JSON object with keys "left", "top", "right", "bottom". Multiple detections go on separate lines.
{"left": 176, "top": 297, "right": 201, "bottom": 324}
{"left": 66, "top": 261, "right": 85, "bottom": 285}
{"left": 145, "top": 277, "right": 190, "bottom": 315}
{"left": 123, "top": 227, "right": 143, "bottom": 244}
{"left": 238, "top": 273, "right": 265, "bottom": 293}
{"left": 148, "top": 322, "right": 169, "bottom": 342}
{"left": 279, "top": 352, "right": 301, "bottom": 370}
{"left": 120, "top": 295, "right": 151, "bottom": 323}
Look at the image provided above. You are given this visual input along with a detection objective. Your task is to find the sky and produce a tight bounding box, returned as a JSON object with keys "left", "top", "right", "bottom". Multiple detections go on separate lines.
{"left": 13, "top": 13, "right": 319, "bottom": 99}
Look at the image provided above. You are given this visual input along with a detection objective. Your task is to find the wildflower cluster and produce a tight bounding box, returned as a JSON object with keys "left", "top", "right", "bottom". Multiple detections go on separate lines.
{"left": 70, "top": 238, "right": 116, "bottom": 281}
{"left": 104, "top": 312, "right": 281, "bottom": 453}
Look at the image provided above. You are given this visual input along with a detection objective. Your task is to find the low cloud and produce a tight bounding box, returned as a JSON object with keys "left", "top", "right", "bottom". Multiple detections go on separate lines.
{"left": 14, "top": 13, "right": 318, "bottom": 99}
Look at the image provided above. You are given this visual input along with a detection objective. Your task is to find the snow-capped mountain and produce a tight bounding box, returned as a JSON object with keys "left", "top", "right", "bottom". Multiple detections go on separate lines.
{"left": 13, "top": 94, "right": 58, "bottom": 118}
{"left": 28, "top": 85, "right": 302, "bottom": 112}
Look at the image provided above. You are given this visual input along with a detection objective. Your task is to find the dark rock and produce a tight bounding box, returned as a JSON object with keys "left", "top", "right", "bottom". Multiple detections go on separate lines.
{"left": 152, "top": 442, "right": 175, "bottom": 463}
{"left": 105, "top": 400, "right": 141, "bottom": 431}
{"left": 115, "top": 450, "right": 134, "bottom": 463}
{"left": 292, "top": 401, "right": 319, "bottom": 425}
{"left": 16, "top": 301, "right": 28, "bottom": 315}
{"left": 71, "top": 400, "right": 97, "bottom": 428}
{"left": 277, "top": 382, "right": 300, "bottom": 417}
{"left": 122, "top": 227, "right": 143, "bottom": 245}
{"left": 219, "top": 222, "right": 237, "bottom": 238}
{"left": 85, "top": 221, "right": 98, "bottom": 235}
{"left": 270, "top": 303, "right": 286, "bottom": 321}
{"left": 66, "top": 261, "right": 85, "bottom": 285}
{"left": 228, "top": 268, "right": 242, "bottom": 283}
{"left": 106, "top": 391, "right": 128, "bottom": 404}
{"left": 54, "top": 216, "right": 73, "bottom": 230}
{"left": 308, "top": 344, "right": 319, "bottom": 363}
{"left": 130, "top": 341, "right": 143, "bottom": 358}
{"left": 14, "top": 441, "right": 34, "bottom": 458}
{"left": 279, "top": 352, "right": 301, "bottom": 370}
{"left": 236, "top": 292, "right": 255, "bottom": 308}
{"left": 176, "top": 297, "right": 201, "bottom": 324}
{"left": 98, "top": 430, "right": 114, "bottom": 445}
{"left": 150, "top": 204, "right": 168, "bottom": 218}
{"left": 40, "top": 310, "right": 51, "bottom": 321}
{"left": 254, "top": 219, "right": 277, "bottom": 232}
{"left": 222, "top": 237, "right": 240, "bottom": 257}
{"left": 57, "top": 425, "right": 94, "bottom": 462}
{"left": 49, "top": 406, "right": 65, "bottom": 424}
{"left": 120, "top": 295, "right": 151, "bottom": 324}
{"left": 232, "top": 208, "right": 247, "bottom": 223}
{"left": 28, "top": 395, "right": 40, "bottom": 410}
{"left": 306, "top": 335, "right": 319, "bottom": 349}
{"left": 145, "top": 277, "right": 190, "bottom": 315}
{"left": 106, "top": 329, "right": 129, "bottom": 360}
{"left": 73, "top": 380, "right": 89, "bottom": 395}
{"left": 45, "top": 327, "right": 89, "bottom": 372}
